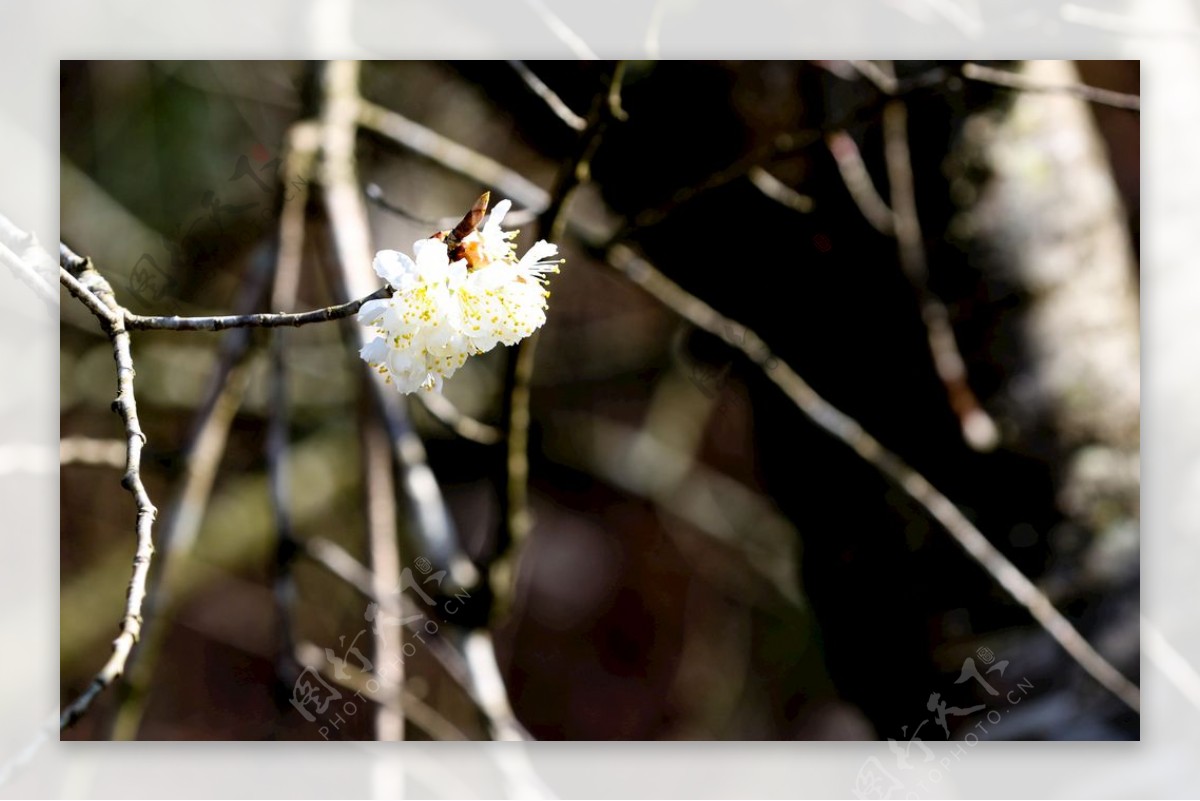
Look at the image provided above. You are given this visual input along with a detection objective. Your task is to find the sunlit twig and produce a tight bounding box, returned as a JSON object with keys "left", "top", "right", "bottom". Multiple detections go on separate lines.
{"left": 58, "top": 245, "right": 159, "bottom": 730}
{"left": 509, "top": 60, "right": 587, "bottom": 131}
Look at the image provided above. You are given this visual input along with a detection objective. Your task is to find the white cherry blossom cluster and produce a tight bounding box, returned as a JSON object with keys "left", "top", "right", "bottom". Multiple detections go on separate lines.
{"left": 358, "top": 199, "right": 561, "bottom": 393}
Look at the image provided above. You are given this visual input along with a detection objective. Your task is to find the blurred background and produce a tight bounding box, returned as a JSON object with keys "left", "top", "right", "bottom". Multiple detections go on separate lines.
{"left": 60, "top": 60, "right": 1140, "bottom": 742}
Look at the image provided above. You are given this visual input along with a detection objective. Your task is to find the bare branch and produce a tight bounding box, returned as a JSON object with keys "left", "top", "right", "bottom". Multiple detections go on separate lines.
{"left": 123, "top": 285, "right": 391, "bottom": 331}
{"left": 603, "top": 242, "right": 1141, "bottom": 714}
{"left": 59, "top": 245, "right": 159, "bottom": 730}
{"left": 59, "top": 266, "right": 118, "bottom": 327}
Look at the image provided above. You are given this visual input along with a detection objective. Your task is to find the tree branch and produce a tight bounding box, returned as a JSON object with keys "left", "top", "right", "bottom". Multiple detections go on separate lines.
{"left": 59, "top": 245, "right": 159, "bottom": 730}
{"left": 603, "top": 242, "right": 1141, "bottom": 714}
{"left": 122, "top": 285, "right": 391, "bottom": 331}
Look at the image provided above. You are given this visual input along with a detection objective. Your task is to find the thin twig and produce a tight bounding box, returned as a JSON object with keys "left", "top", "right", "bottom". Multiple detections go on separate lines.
{"left": 608, "top": 61, "right": 630, "bottom": 122}
{"left": 882, "top": 99, "right": 999, "bottom": 452}
{"left": 824, "top": 130, "right": 895, "bottom": 236}
{"left": 603, "top": 242, "right": 1141, "bottom": 714}
{"left": 122, "top": 285, "right": 391, "bottom": 331}
{"left": 59, "top": 266, "right": 117, "bottom": 325}
{"left": 493, "top": 63, "right": 626, "bottom": 613}
{"left": 59, "top": 245, "right": 159, "bottom": 730}
{"left": 747, "top": 167, "right": 815, "bottom": 215}
{"left": 413, "top": 392, "right": 503, "bottom": 446}
{"left": 962, "top": 62, "right": 1140, "bottom": 111}
{"left": 509, "top": 60, "right": 587, "bottom": 131}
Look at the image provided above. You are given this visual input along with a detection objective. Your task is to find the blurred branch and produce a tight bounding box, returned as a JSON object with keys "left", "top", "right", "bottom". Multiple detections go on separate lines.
{"left": 547, "top": 404, "right": 804, "bottom": 610}
{"left": 413, "top": 391, "right": 503, "bottom": 446}
{"left": 961, "top": 62, "right": 1140, "bottom": 111}
{"left": 357, "top": 100, "right": 550, "bottom": 213}
{"left": 360, "top": 408, "right": 406, "bottom": 741}
{"left": 59, "top": 437, "right": 126, "bottom": 469}
{"left": 747, "top": 167, "right": 815, "bottom": 215}
{"left": 264, "top": 125, "right": 316, "bottom": 726}
{"left": 824, "top": 130, "right": 895, "bottom": 236}
{"left": 608, "top": 61, "right": 630, "bottom": 122}
{"left": 294, "top": 641, "right": 470, "bottom": 741}
{"left": 882, "top": 99, "right": 998, "bottom": 452}
{"left": 461, "top": 630, "right": 533, "bottom": 741}
{"left": 603, "top": 242, "right": 1141, "bottom": 714}
{"left": 509, "top": 60, "right": 587, "bottom": 131}
{"left": 303, "top": 536, "right": 528, "bottom": 739}
{"left": 849, "top": 59, "right": 1140, "bottom": 111}
{"left": 58, "top": 245, "right": 159, "bottom": 730}
{"left": 848, "top": 59, "right": 898, "bottom": 94}
{"left": 493, "top": 62, "right": 627, "bottom": 614}
{"left": 318, "top": 59, "right": 406, "bottom": 741}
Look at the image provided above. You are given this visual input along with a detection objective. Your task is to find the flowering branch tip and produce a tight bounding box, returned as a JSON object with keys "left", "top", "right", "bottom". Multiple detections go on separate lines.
{"left": 359, "top": 197, "right": 562, "bottom": 394}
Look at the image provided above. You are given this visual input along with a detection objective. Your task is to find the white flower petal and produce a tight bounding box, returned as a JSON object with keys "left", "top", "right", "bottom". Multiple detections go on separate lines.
{"left": 413, "top": 237, "right": 451, "bottom": 274}
{"left": 486, "top": 199, "right": 512, "bottom": 229}
{"left": 358, "top": 298, "right": 390, "bottom": 325}
{"left": 373, "top": 249, "right": 417, "bottom": 288}
{"left": 360, "top": 336, "right": 389, "bottom": 365}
